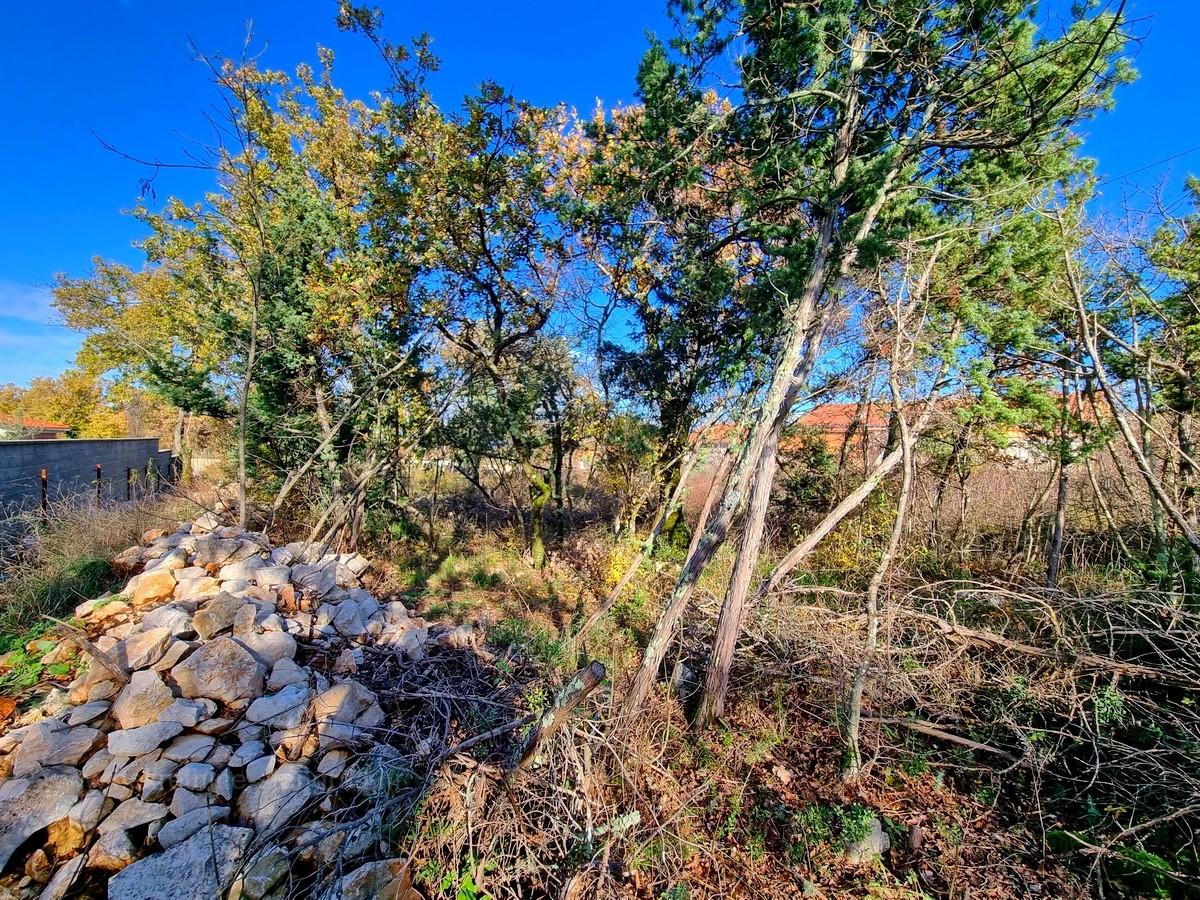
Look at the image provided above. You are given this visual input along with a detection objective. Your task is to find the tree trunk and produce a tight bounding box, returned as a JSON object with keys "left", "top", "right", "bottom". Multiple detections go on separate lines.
{"left": 551, "top": 420, "right": 566, "bottom": 543}
{"left": 1046, "top": 459, "right": 1069, "bottom": 588}
{"left": 621, "top": 30, "right": 893, "bottom": 717}
{"left": 181, "top": 411, "right": 194, "bottom": 485}
{"left": 1084, "top": 455, "right": 1132, "bottom": 558}
{"left": 1060, "top": 214, "right": 1195, "bottom": 557}
{"left": 525, "top": 460, "right": 552, "bottom": 569}
{"left": 930, "top": 419, "right": 970, "bottom": 544}
{"left": 172, "top": 407, "right": 185, "bottom": 458}
{"left": 619, "top": 255, "right": 828, "bottom": 716}
{"left": 428, "top": 461, "right": 441, "bottom": 551}
{"left": 757, "top": 342, "right": 953, "bottom": 602}
{"left": 237, "top": 302, "right": 258, "bottom": 529}
{"left": 1069, "top": 248, "right": 1200, "bottom": 555}
{"left": 844, "top": 378, "right": 914, "bottom": 781}
{"left": 1009, "top": 466, "right": 1058, "bottom": 568}
{"left": 695, "top": 429, "right": 780, "bottom": 727}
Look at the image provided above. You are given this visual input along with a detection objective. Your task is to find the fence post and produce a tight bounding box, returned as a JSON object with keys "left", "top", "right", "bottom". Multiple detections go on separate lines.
{"left": 127, "top": 467, "right": 133, "bottom": 502}
{"left": 96, "top": 464, "right": 102, "bottom": 505}
{"left": 40, "top": 469, "right": 48, "bottom": 516}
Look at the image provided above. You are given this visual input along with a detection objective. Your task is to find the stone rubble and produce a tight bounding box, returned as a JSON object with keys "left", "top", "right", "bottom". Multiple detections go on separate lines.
{"left": 0, "top": 517, "right": 431, "bottom": 898}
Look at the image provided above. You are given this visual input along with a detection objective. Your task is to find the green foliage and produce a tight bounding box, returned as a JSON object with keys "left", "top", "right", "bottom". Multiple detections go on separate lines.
{"left": 418, "top": 856, "right": 495, "bottom": 900}
{"left": 1093, "top": 685, "right": 1127, "bottom": 727}
{"left": 789, "top": 804, "right": 835, "bottom": 861}
{"left": 1047, "top": 832, "right": 1176, "bottom": 898}
{"left": 778, "top": 429, "right": 838, "bottom": 517}
{"left": 1, "top": 548, "right": 119, "bottom": 653}
{"left": 488, "top": 618, "right": 568, "bottom": 668}
{"left": 835, "top": 803, "right": 877, "bottom": 845}
{"left": 611, "top": 585, "right": 655, "bottom": 641}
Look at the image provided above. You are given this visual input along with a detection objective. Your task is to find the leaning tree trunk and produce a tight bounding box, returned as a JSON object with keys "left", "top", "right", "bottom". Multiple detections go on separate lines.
{"left": 619, "top": 228, "right": 832, "bottom": 716}
{"left": 551, "top": 419, "right": 566, "bottom": 543}
{"left": 620, "top": 29, "right": 896, "bottom": 717}
{"left": 237, "top": 299, "right": 259, "bottom": 529}
{"left": 1068, "top": 239, "right": 1200, "bottom": 557}
{"left": 694, "top": 428, "right": 781, "bottom": 727}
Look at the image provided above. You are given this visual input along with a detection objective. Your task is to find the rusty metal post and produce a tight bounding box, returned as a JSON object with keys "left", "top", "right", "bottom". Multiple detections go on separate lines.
{"left": 40, "top": 468, "right": 48, "bottom": 516}
{"left": 96, "top": 464, "right": 102, "bottom": 504}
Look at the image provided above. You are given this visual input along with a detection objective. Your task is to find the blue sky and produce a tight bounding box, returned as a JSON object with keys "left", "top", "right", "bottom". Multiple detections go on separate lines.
{"left": 1, "top": 0, "right": 1195, "bottom": 387}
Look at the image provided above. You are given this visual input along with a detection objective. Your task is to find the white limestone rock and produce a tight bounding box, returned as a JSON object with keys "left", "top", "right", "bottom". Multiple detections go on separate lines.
{"left": 170, "top": 637, "right": 264, "bottom": 703}
{"left": 107, "top": 824, "right": 254, "bottom": 900}
{"left": 236, "top": 763, "right": 316, "bottom": 834}
{"left": 107, "top": 721, "right": 184, "bottom": 758}
{"left": 0, "top": 766, "right": 83, "bottom": 869}
{"left": 111, "top": 669, "right": 175, "bottom": 730}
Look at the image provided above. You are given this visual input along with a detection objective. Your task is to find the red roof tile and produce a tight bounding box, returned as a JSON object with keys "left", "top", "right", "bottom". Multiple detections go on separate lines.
{"left": 794, "top": 402, "right": 890, "bottom": 431}
{"left": 0, "top": 416, "right": 70, "bottom": 431}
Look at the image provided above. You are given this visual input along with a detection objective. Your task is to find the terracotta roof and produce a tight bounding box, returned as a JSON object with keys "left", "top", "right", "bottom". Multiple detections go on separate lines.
{"left": 0, "top": 416, "right": 70, "bottom": 431}
{"left": 794, "top": 402, "right": 890, "bottom": 431}
{"left": 691, "top": 422, "right": 741, "bottom": 445}
{"left": 691, "top": 403, "right": 894, "bottom": 453}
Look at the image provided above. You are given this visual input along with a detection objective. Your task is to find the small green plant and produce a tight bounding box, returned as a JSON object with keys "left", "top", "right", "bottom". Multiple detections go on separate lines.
{"left": 469, "top": 563, "right": 501, "bottom": 589}
{"left": 1094, "top": 684, "right": 1126, "bottom": 726}
{"left": 524, "top": 685, "right": 549, "bottom": 716}
{"left": 747, "top": 833, "right": 767, "bottom": 863}
{"left": 426, "top": 857, "right": 495, "bottom": 900}
{"left": 788, "top": 803, "right": 834, "bottom": 862}
{"left": 718, "top": 792, "right": 743, "bottom": 840}
{"left": 931, "top": 813, "right": 963, "bottom": 847}
{"left": 836, "top": 803, "right": 876, "bottom": 845}
{"left": 488, "top": 618, "right": 567, "bottom": 667}
{"left": 745, "top": 725, "right": 782, "bottom": 765}
{"left": 903, "top": 750, "right": 931, "bottom": 776}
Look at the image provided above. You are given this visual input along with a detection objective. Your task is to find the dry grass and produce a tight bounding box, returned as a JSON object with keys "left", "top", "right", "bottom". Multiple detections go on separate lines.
{"left": 0, "top": 490, "right": 205, "bottom": 650}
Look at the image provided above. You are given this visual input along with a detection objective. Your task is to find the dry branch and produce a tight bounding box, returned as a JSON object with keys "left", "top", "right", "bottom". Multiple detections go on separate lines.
{"left": 872, "top": 716, "right": 1018, "bottom": 761}
{"left": 519, "top": 661, "right": 606, "bottom": 769}
{"left": 908, "top": 611, "right": 1184, "bottom": 684}
{"left": 44, "top": 615, "right": 129, "bottom": 686}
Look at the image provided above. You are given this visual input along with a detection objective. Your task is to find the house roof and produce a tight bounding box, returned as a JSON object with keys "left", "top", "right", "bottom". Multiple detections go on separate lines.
{"left": 794, "top": 402, "right": 890, "bottom": 432}
{"left": 0, "top": 416, "right": 70, "bottom": 431}
{"left": 691, "top": 402, "right": 894, "bottom": 454}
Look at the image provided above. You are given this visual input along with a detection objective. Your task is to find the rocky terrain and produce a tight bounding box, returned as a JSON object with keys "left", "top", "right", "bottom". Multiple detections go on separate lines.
{"left": 0, "top": 513, "right": 473, "bottom": 899}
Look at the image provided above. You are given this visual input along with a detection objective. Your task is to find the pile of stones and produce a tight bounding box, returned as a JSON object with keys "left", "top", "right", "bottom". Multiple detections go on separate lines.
{"left": 0, "top": 513, "right": 438, "bottom": 899}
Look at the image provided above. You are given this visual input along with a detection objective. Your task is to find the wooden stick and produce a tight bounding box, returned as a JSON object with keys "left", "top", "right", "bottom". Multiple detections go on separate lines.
{"left": 440, "top": 713, "right": 538, "bottom": 762}
{"left": 518, "top": 661, "right": 606, "bottom": 770}
{"left": 909, "top": 612, "right": 1178, "bottom": 684}
{"left": 43, "top": 616, "right": 129, "bottom": 686}
{"left": 872, "top": 716, "right": 1017, "bottom": 761}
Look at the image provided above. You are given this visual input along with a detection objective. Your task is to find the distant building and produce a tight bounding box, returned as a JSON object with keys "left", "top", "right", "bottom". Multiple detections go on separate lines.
{"left": 0, "top": 416, "right": 71, "bottom": 440}
{"left": 793, "top": 402, "right": 891, "bottom": 460}
{"left": 693, "top": 402, "right": 892, "bottom": 462}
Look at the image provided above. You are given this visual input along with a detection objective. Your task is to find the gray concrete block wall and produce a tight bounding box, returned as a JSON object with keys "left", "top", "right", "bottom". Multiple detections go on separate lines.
{"left": 0, "top": 439, "right": 176, "bottom": 513}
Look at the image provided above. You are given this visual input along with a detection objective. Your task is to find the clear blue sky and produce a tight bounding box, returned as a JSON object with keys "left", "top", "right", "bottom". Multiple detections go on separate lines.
{"left": 0, "top": 0, "right": 1195, "bottom": 387}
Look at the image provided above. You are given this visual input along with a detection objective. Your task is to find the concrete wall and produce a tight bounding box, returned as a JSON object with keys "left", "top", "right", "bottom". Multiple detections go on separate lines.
{"left": 0, "top": 439, "right": 175, "bottom": 513}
